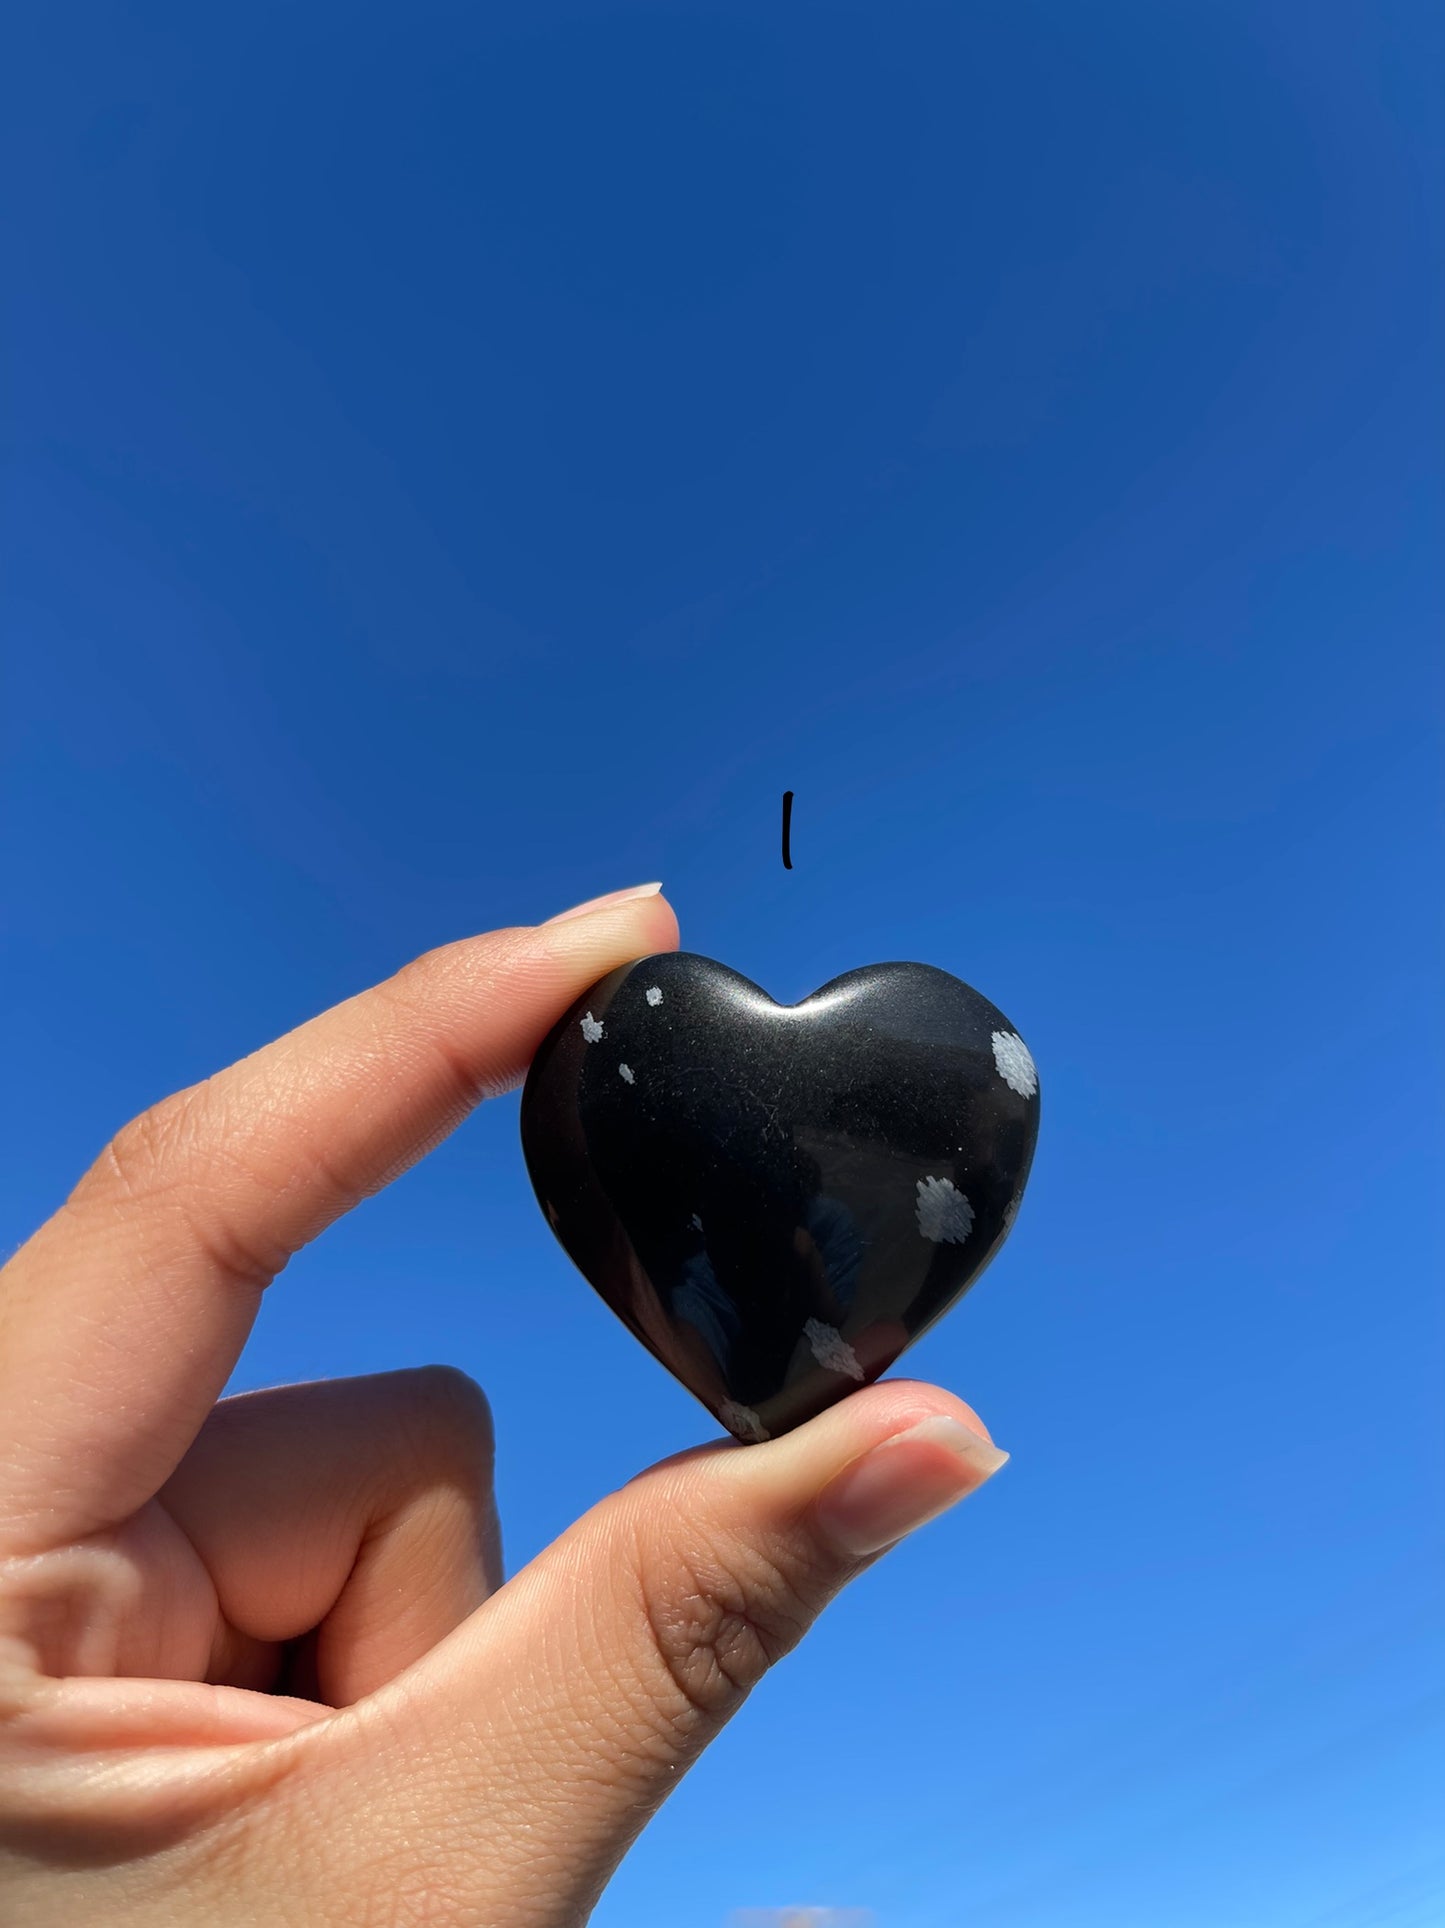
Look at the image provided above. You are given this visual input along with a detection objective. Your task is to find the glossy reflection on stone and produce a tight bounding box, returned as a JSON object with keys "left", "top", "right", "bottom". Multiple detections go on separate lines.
{"left": 519, "top": 953, "right": 1040, "bottom": 1442}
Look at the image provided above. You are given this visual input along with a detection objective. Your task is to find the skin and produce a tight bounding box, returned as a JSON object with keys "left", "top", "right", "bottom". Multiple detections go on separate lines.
{"left": 0, "top": 890, "right": 1005, "bottom": 1926}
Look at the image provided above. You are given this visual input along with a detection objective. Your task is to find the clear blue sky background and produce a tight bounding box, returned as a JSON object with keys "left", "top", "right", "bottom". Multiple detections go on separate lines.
{"left": 5, "top": 2, "right": 1442, "bottom": 1923}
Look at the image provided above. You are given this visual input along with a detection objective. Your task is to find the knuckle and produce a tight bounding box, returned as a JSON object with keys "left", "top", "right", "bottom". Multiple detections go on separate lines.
{"left": 632, "top": 1521, "right": 818, "bottom": 1730}
{"left": 86, "top": 1087, "right": 291, "bottom": 1292}
{"left": 178, "top": 1190, "right": 292, "bottom": 1294}
{"left": 392, "top": 1365, "right": 496, "bottom": 1477}
{"left": 386, "top": 929, "right": 533, "bottom": 1023}
{"left": 99, "top": 1088, "right": 202, "bottom": 1201}
{"left": 373, "top": 934, "right": 534, "bottom": 1109}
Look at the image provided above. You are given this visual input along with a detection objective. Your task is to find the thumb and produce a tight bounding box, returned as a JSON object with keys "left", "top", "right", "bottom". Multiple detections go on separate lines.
{"left": 296, "top": 1382, "right": 1007, "bottom": 1926}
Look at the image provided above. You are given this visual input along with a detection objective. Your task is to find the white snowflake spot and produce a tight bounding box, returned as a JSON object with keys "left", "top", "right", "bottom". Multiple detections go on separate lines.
{"left": 719, "top": 1400, "right": 769, "bottom": 1443}
{"left": 645, "top": 985, "right": 663, "bottom": 1007}
{"left": 804, "top": 1318, "right": 865, "bottom": 1382}
{"left": 618, "top": 1062, "right": 635, "bottom": 1085}
{"left": 916, "top": 1176, "right": 975, "bottom": 1244}
{"left": 580, "top": 1012, "right": 604, "bottom": 1044}
{"left": 991, "top": 1029, "right": 1037, "bottom": 1097}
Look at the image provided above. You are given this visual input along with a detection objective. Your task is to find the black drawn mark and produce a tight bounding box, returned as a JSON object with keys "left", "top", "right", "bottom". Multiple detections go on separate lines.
{"left": 781, "top": 791, "right": 794, "bottom": 869}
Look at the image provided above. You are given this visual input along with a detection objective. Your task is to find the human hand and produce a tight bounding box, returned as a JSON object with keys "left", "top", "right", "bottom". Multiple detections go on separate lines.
{"left": 0, "top": 887, "right": 1008, "bottom": 1926}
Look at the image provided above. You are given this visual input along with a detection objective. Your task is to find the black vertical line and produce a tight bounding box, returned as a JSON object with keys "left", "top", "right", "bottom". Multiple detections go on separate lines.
{"left": 781, "top": 790, "right": 794, "bottom": 869}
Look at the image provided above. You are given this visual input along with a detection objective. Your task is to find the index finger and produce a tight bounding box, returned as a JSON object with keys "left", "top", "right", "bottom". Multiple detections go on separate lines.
{"left": 0, "top": 889, "right": 678, "bottom": 1554}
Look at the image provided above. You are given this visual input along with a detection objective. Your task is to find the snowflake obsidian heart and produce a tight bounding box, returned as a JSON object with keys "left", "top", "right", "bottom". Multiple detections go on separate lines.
{"left": 519, "top": 953, "right": 1040, "bottom": 1441}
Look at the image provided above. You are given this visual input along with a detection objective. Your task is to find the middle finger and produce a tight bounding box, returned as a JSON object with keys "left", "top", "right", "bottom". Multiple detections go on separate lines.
{"left": 159, "top": 1366, "right": 503, "bottom": 1706}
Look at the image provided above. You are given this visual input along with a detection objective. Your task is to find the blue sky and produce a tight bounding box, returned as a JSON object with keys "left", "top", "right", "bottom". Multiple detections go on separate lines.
{"left": 4, "top": 2, "right": 1442, "bottom": 1923}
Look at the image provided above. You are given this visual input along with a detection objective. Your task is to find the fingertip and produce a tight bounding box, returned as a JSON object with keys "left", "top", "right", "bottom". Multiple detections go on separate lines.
{"left": 543, "top": 881, "right": 664, "bottom": 924}
{"left": 655, "top": 1380, "right": 999, "bottom": 1519}
{"left": 890, "top": 1383, "right": 997, "bottom": 1449}
{"left": 814, "top": 1412, "right": 1009, "bottom": 1558}
{"left": 796, "top": 1380, "right": 998, "bottom": 1459}
{"left": 533, "top": 887, "right": 680, "bottom": 959}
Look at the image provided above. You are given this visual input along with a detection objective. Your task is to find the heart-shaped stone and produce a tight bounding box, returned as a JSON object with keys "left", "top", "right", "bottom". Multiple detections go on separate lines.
{"left": 520, "top": 953, "right": 1040, "bottom": 1441}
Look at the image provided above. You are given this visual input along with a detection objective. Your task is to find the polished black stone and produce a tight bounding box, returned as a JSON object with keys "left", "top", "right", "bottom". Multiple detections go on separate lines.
{"left": 520, "top": 953, "right": 1040, "bottom": 1441}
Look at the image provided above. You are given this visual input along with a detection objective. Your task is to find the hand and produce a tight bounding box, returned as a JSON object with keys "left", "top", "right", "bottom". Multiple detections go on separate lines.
{"left": 0, "top": 888, "right": 1008, "bottom": 1926}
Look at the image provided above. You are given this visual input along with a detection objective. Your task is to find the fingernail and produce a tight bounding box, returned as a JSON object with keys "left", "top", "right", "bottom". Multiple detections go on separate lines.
{"left": 544, "top": 882, "right": 663, "bottom": 925}
{"left": 815, "top": 1416, "right": 1010, "bottom": 1558}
